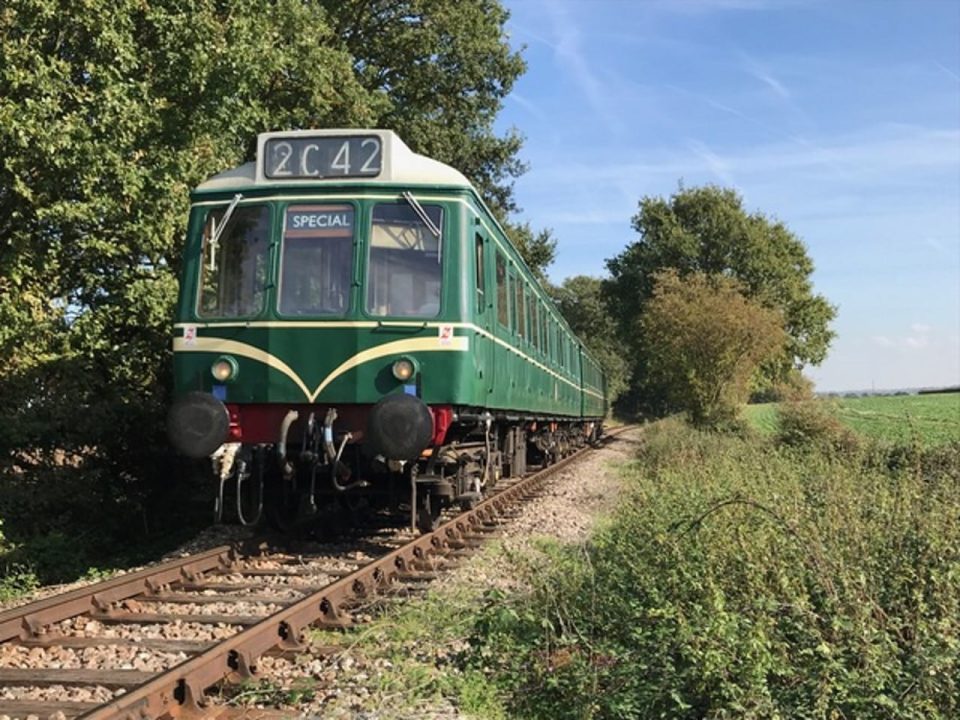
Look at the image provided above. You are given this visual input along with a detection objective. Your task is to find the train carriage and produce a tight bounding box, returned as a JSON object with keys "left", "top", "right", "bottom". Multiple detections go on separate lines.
{"left": 167, "top": 129, "right": 606, "bottom": 531}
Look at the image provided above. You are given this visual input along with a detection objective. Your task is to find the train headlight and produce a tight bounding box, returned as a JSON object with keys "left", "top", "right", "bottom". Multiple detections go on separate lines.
{"left": 392, "top": 357, "right": 418, "bottom": 382}
{"left": 211, "top": 355, "right": 239, "bottom": 383}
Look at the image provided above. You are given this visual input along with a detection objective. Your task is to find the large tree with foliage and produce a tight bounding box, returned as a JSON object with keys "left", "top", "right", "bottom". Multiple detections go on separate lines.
{"left": 319, "top": 0, "right": 526, "bottom": 218}
{"left": 605, "top": 184, "right": 835, "bottom": 414}
{"left": 641, "top": 271, "right": 786, "bottom": 427}
{"left": 0, "top": 0, "right": 529, "bottom": 564}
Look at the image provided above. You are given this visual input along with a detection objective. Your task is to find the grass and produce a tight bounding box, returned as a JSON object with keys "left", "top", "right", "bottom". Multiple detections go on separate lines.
{"left": 833, "top": 393, "right": 959, "bottom": 445}
{"left": 299, "top": 572, "right": 511, "bottom": 718}
{"left": 745, "top": 392, "right": 959, "bottom": 445}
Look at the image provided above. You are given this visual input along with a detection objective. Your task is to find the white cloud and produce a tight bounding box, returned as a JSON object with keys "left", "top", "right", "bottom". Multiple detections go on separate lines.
{"left": 741, "top": 54, "right": 792, "bottom": 100}
{"left": 687, "top": 140, "right": 736, "bottom": 185}
{"left": 543, "top": 3, "right": 623, "bottom": 135}
{"left": 525, "top": 125, "right": 960, "bottom": 193}
{"left": 934, "top": 60, "right": 960, "bottom": 83}
{"left": 507, "top": 91, "right": 547, "bottom": 122}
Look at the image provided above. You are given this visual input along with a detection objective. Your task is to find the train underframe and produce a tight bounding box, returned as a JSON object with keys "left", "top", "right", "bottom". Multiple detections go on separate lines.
{"left": 208, "top": 404, "right": 603, "bottom": 534}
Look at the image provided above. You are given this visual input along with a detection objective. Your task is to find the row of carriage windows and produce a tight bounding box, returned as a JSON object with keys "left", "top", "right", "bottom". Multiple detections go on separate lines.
{"left": 198, "top": 202, "right": 442, "bottom": 319}
{"left": 196, "top": 199, "right": 580, "bottom": 374}
{"left": 491, "top": 246, "right": 576, "bottom": 373}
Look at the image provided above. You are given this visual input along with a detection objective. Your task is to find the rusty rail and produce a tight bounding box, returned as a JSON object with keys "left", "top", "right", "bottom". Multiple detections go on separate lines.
{"left": 0, "top": 429, "right": 626, "bottom": 720}
{"left": 0, "top": 544, "right": 246, "bottom": 644}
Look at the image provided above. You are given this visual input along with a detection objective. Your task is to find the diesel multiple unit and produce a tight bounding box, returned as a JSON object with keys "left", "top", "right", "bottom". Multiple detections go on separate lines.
{"left": 167, "top": 129, "right": 607, "bottom": 531}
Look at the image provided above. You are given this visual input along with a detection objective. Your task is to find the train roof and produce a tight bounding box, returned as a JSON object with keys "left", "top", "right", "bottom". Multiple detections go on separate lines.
{"left": 195, "top": 129, "right": 472, "bottom": 194}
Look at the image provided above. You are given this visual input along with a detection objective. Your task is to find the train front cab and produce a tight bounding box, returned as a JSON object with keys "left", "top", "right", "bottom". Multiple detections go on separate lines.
{"left": 168, "top": 184, "right": 486, "bottom": 527}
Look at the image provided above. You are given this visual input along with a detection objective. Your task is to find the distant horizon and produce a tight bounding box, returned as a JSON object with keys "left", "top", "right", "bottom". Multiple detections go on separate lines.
{"left": 815, "top": 384, "right": 959, "bottom": 396}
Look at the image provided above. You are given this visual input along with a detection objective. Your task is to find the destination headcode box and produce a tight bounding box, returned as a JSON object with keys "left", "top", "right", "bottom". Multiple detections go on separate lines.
{"left": 263, "top": 135, "right": 382, "bottom": 180}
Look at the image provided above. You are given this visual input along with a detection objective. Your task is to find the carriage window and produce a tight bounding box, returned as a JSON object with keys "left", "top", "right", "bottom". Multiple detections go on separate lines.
{"left": 515, "top": 278, "right": 526, "bottom": 339}
{"left": 475, "top": 233, "right": 485, "bottom": 311}
{"left": 540, "top": 303, "right": 548, "bottom": 352}
{"left": 496, "top": 252, "right": 509, "bottom": 327}
{"left": 526, "top": 290, "right": 534, "bottom": 348}
{"left": 508, "top": 272, "right": 518, "bottom": 330}
{"left": 198, "top": 204, "right": 270, "bottom": 318}
{"left": 531, "top": 300, "right": 540, "bottom": 353}
{"left": 366, "top": 202, "right": 443, "bottom": 317}
{"left": 279, "top": 204, "right": 353, "bottom": 316}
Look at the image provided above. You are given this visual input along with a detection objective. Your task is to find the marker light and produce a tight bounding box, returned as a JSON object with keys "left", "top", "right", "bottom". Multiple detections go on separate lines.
{"left": 211, "top": 355, "right": 239, "bottom": 383}
{"left": 392, "top": 357, "right": 417, "bottom": 381}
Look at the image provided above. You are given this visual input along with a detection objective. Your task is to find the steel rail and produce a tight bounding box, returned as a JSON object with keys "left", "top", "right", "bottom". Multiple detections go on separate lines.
{"left": 78, "top": 435, "right": 619, "bottom": 720}
{"left": 0, "top": 544, "right": 250, "bottom": 644}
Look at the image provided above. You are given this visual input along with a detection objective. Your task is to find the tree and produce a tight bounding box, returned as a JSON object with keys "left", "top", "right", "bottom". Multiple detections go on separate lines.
{"left": 508, "top": 223, "right": 557, "bottom": 282}
{"left": 0, "top": 0, "right": 529, "bottom": 557}
{"left": 319, "top": 0, "right": 527, "bottom": 218}
{"left": 551, "top": 276, "right": 628, "bottom": 404}
{"left": 605, "top": 184, "right": 835, "bottom": 414}
{"left": 641, "top": 270, "right": 786, "bottom": 427}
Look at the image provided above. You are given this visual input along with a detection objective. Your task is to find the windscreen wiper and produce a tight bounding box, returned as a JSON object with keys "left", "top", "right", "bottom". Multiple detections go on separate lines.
{"left": 208, "top": 193, "right": 243, "bottom": 271}
{"left": 401, "top": 191, "right": 441, "bottom": 238}
{"left": 401, "top": 191, "right": 441, "bottom": 264}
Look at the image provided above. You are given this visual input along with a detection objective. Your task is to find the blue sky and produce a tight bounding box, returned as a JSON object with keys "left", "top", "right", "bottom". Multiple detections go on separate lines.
{"left": 496, "top": 0, "right": 960, "bottom": 392}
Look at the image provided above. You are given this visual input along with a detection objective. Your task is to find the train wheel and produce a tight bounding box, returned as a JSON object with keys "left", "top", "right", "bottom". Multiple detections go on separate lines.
{"left": 416, "top": 495, "right": 442, "bottom": 534}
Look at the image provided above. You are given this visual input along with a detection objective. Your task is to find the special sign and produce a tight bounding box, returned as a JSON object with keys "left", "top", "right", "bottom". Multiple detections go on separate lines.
{"left": 264, "top": 136, "right": 382, "bottom": 180}
{"left": 284, "top": 206, "right": 354, "bottom": 236}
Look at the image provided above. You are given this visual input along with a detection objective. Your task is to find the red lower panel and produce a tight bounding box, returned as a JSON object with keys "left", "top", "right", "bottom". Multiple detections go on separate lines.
{"left": 225, "top": 404, "right": 374, "bottom": 445}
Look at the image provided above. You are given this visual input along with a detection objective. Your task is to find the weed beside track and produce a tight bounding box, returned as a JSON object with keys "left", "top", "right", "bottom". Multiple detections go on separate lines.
{"left": 465, "top": 419, "right": 960, "bottom": 719}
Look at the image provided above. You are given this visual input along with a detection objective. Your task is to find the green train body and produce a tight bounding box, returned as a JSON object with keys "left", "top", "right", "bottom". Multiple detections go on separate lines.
{"left": 168, "top": 130, "right": 606, "bottom": 530}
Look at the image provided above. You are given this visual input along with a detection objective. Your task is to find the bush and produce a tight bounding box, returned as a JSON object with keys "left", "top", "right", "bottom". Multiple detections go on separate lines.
{"left": 775, "top": 400, "right": 860, "bottom": 454}
{"left": 467, "top": 421, "right": 960, "bottom": 719}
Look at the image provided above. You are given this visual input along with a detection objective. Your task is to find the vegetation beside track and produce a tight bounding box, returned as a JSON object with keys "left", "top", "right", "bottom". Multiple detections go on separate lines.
{"left": 0, "top": 460, "right": 214, "bottom": 600}
{"left": 325, "top": 417, "right": 953, "bottom": 719}
{"left": 463, "top": 418, "right": 959, "bottom": 719}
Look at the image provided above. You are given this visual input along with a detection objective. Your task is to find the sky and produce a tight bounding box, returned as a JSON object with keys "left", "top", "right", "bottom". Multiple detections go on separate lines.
{"left": 495, "top": 0, "right": 960, "bottom": 393}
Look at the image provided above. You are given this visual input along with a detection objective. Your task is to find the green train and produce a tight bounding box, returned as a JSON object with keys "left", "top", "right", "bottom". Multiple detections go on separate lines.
{"left": 167, "top": 129, "right": 607, "bottom": 531}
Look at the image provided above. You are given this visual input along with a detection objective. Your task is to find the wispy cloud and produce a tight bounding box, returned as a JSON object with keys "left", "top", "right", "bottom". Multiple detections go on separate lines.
{"left": 652, "top": 0, "right": 802, "bottom": 14}
{"left": 507, "top": 91, "right": 548, "bottom": 122}
{"left": 542, "top": 2, "right": 623, "bottom": 135}
{"left": 934, "top": 60, "right": 960, "bottom": 83}
{"left": 923, "top": 237, "right": 956, "bottom": 255}
{"left": 746, "top": 65, "right": 791, "bottom": 99}
{"left": 740, "top": 51, "right": 792, "bottom": 100}
{"left": 687, "top": 140, "right": 736, "bottom": 185}
{"left": 529, "top": 126, "right": 960, "bottom": 188}
{"left": 871, "top": 325, "right": 937, "bottom": 350}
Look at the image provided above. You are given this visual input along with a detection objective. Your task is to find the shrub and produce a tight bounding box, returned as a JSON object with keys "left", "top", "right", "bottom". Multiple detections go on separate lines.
{"left": 468, "top": 422, "right": 960, "bottom": 719}
{"left": 775, "top": 400, "right": 860, "bottom": 454}
{"left": 641, "top": 270, "right": 787, "bottom": 429}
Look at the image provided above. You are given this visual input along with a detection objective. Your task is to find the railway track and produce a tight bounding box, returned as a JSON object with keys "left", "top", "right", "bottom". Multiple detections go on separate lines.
{"left": 0, "top": 431, "right": 624, "bottom": 720}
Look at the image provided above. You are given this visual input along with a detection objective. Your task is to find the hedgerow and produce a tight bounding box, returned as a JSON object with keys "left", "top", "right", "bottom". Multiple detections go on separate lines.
{"left": 467, "top": 419, "right": 960, "bottom": 719}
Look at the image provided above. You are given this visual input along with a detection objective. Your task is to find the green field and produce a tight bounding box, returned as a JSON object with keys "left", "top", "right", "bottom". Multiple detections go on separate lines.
{"left": 745, "top": 392, "right": 960, "bottom": 445}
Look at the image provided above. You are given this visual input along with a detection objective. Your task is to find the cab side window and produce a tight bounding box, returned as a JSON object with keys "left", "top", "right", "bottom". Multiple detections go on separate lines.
{"left": 366, "top": 202, "right": 442, "bottom": 317}
{"left": 198, "top": 204, "right": 271, "bottom": 318}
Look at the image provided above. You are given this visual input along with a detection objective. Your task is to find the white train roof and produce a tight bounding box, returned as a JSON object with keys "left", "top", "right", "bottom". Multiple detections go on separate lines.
{"left": 195, "top": 129, "right": 472, "bottom": 193}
